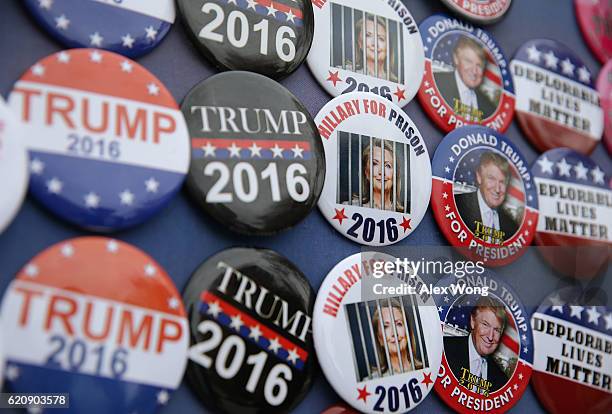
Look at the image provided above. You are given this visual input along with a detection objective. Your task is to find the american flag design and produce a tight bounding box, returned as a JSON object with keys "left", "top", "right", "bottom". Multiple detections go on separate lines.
{"left": 192, "top": 138, "right": 312, "bottom": 160}
{"left": 219, "top": 0, "right": 305, "bottom": 27}
{"left": 0, "top": 237, "right": 189, "bottom": 414}
{"left": 24, "top": 0, "right": 175, "bottom": 58}
{"left": 8, "top": 49, "right": 189, "bottom": 231}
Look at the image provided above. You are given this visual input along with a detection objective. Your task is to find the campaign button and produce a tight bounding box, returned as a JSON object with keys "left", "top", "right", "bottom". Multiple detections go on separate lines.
{"left": 0, "top": 237, "right": 188, "bottom": 413}
{"left": 315, "top": 91, "right": 431, "bottom": 246}
{"left": 434, "top": 271, "right": 533, "bottom": 413}
{"left": 431, "top": 125, "right": 539, "bottom": 266}
{"left": 177, "top": 0, "right": 314, "bottom": 80}
{"left": 24, "top": 0, "right": 175, "bottom": 58}
{"left": 416, "top": 14, "right": 515, "bottom": 133}
{"left": 306, "top": 0, "right": 424, "bottom": 106}
{"left": 532, "top": 148, "right": 611, "bottom": 278}
{"left": 8, "top": 49, "right": 190, "bottom": 232}
{"left": 321, "top": 404, "right": 358, "bottom": 414}
{"left": 183, "top": 247, "right": 315, "bottom": 413}
{"left": 0, "top": 96, "right": 28, "bottom": 234}
{"left": 183, "top": 71, "right": 324, "bottom": 235}
{"left": 575, "top": 0, "right": 612, "bottom": 64}
{"left": 531, "top": 288, "right": 612, "bottom": 414}
{"left": 510, "top": 39, "right": 604, "bottom": 155}
{"left": 313, "top": 252, "right": 443, "bottom": 413}
{"left": 597, "top": 60, "right": 612, "bottom": 156}
{"left": 439, "top": 0, "right": 512, "bottom": 24}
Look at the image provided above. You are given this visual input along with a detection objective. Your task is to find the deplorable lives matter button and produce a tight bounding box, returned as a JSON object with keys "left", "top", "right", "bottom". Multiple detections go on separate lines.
{"left": 315, "top": 92, "right": 431, "bottom": 246}
{"left": 183, "top": 71, "right": 324, "bottom": 235}
{"left": 307, "top": 0, "right": 425, "bottom": 106}
{"left": 313, "top": 252, "right": 443, "bottom": 413}
{"left": 9, "top": 49, "right": 190, "bottom": 232}
{"left": 0, "top": 96, "right": 28, "bottom": 234}
{"left": 575, "top": 0, "right": 612, "bottom": 64}
{"left": 177, "top": 0, "right": 314, "bottom": 80}
{"left": 531, "top": 288, "right": 612, "bottom": 414}
{"left": 510, "top": 39, "right": 604, "bottom": 155}
{"left": 439, "top": 0, "right": 512, "bottom": 24}
{"left": 435, "top": 271, "right": 533, "bottom": 413}
{"left": 182, "top": 248, "right": 315, "bottom": 413}
{"left": 24, "top": 0, "right": 175, "bottom": 58}
{"left": 431, "top": 126, "right": 538, "bottom": 266}
{"left": 597, "top": 60, "right": 612, "bottom": 156}
{"left": 417, "top": 14, "right": 515, "bottom": 133}
{"left": 0, "top": 237, "right": 189, "bottom": 413}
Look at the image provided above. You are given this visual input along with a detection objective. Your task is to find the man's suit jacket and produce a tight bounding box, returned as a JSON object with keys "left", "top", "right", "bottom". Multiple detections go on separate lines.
{"left": 454, "top": 191, "right": 519, "bottom": 242}
{"left": 434, "top": 71, "right": 497, "bottom": 119}
{"left": 444, "top": 335, "right": 509, "bottom": 392}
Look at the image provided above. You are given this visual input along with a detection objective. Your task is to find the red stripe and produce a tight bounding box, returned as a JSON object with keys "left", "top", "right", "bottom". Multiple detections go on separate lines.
{"left": 507, "top": 184, "right": 525, "bottom": 202}
{"left": 501, "top": 333, "right": 519, "bottom": 354}
{"left": 256, "top": 0, "right": 303, "bottom": 19}
{"left": 484, "top": 69, "right": 502, "bottom": 85}
{"left": 201, "top": 290, "right": 308, "bottom": 362}
{"left": 192, "top": 138, "right": 311, "bottom": 150}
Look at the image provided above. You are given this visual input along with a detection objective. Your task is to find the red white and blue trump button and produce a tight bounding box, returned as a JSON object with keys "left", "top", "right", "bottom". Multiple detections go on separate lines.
{"left": 0, "top": 237, "right": 189, "bottom": 413}
{"left": 510, "top": 39, "right": 604, "bottom": 155}
{"left": 24, "top": 0, "right": 175, "bottom": 58}
{"left": 8, "top": 49, "right": 189, "bottom": 232}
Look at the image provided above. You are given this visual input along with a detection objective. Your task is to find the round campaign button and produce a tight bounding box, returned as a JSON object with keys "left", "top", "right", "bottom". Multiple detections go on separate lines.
{"left": 510, "top": 39, "right": 604, "bottom": 155}
{"left": 431, "top": 126, "right": 539, "bottom": 266}
{"left": 575, "top": 0, "right": 612, "bottom": 64}
{"left": 531, "top": 288, "right": 612, "bottom": 414}
{"left": 532, "top": 148, "right": 611, "bottom": 278}
{"left": 417, "top": 14, "right": 515, "bottom": 133}
{"left": 8, "top": 49, "right": 189, "bottom": 232}
{"left": 307, "top": 0, "right": 424, "bottom": 106}
{"left": 315, "top": 92, "right": 431, "bottom": 246}
{"left": 313, "top": 252, "right": 443, "bottom": 413}
{"left": 24, "top": 0, "right": 175, "bottom": 58}
{"left": 177, "top": 0, "right": 314, "bottom": 80}
{"left": 0, "top": 237, "right": 188, "bottom": 412}
{"left": 183, "top": 248, "right": 315, "bottom": 413}
{"left": 597, "top": 60, "right": 612, "bottom": 156}
{"left": 440, "top": 0, "right": 512, "bottom": 24}
{"left": 321, "top": 404, "right": 358, "bottom": 414}
{"left": 183, "top": 71, "right": 324, "bottom": 235}
{"left": 435, "top": 271, "right": 533, "bottom": 413}
{"left": 0, "top": 96, "right": 28, "bottom": 234}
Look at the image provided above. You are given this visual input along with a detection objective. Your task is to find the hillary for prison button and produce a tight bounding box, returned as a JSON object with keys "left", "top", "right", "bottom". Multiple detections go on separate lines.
{"left": 315, "top": 91, "right": 431, "bottom": 246}
{"left": 0, "top": 237, "right": 189, "bottom": 413}
{"left": 8, "top": 49, "right": 190, "bottom": 232}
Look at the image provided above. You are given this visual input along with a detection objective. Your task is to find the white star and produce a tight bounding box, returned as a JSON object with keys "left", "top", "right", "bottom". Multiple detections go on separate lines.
{"left": 145, "top": 177, "right": 160, "bottom": 193}
{"left": 285, "top": 9, "right": 296, "bottom": 23}
{"left": 287, "top": 348, "right": 300, "bottom": 364}
{"left": 230, "top": 314, "right": 243, "bottom": 331}
{"left": 47, "top": 177, "right": 63, "bottom": 194}
{"left": 120, "top": 60, "right": 133, "bottom": 73}
{"left": 521, "top": 334, "right": 527, "bottom": 342}
{"left": 89, "top": 32, "right": 104, "bottom": 47}
{"left": 437, "top": 306, "right": 443, "bottom": 313}
{"left": 249, "top": 142, "right": 262, "bottom": 157}
{"left": 202, "top": 142, "right": 216, "bottom": 157}
{"left": 61, "top": 243, "right": 74, "bottom": 257}
{"left": 90, "top": 50, "right": 103, "bottom": 63}
{"left": 207, "top": 301, "right": 221, "bottom": 318}
{"left": 444, "top": 166, "right": 450, "bottom": 173}
{"left": 157, "top": 390, "right": 169, "bottom": 405}
{"left": 543, "top": 51, "right": 558, "bottom": 69}
{"left": 25, "top": 264, "right": 39, "bottom": 277}
{"left": 561, "top": 58, "right": 575, "bottom": 76}
{"left": 6, "top": 364, "right": 19, "bottom": 381}
{"left": 605, "top": 313, "right": 612, "bottom": 330}
{"left": 119, "top": 189, "right": 135, "bottom": 206}
{"left": 30, "top": 158, "right": 45, "bottom": 174}
{"left": 32, "top": 63, "right": 45, "bottom": 77}
{"left": 227, "top": 0, "right": 237, "bottom": 4}
{"left": 39, "top": 0, "right": 53, "bottom": 10}
{"left": 449, "top": 156, "right": 455, "bottom": 163}
{"left": 246, "top": 0, "right": 257, "bottom": 9}
{"left": 591, "top": 166, "right": 605, "bottom": 184}
{"left": 513, "top": 384, "right": 518, "bottom": 391}
{"left": 538, "top": 156, "right": 554, "bottom": 174}
{"left": 57, "top": 51, "right": 70, "bottom": 63}
{"left": 267, "top": 4, "right": 278, "bottom": 16}
{"left": 548, "top": 293, "right": 564, "bottom": 313}
{"left": 586, "top": 306, "right": 601, "bottom": 324}
{"left": 268, "top": 337, "right": 281, "bottom": 353}
{"left": 144, "top": 263, "right": 157, "bottom": 277}
{"left": 522, "top": 346, "right": 529, "bottom": 354}
{"left": 291, "top": 144, "right": 304, "bottom": 158}
{"left": 147, "top": 83, "right": 160, "bottom": 96}
{"left": 145, "top": 25, "right": 158, "bottom": 40}
{"left": 443, "top": 192, "right": 448, "bottom": 199}
{"left": 55, "top": 14, "right": 70, "bottom": 30}
{"left": 556, "top": 158, "right": 572, "bottom": 177}
{"left": 84, "top": 192, "right": 101, "bottom": 208}
{"left": 228, "top": 142, "right": 242, "bottom": 158}
{"left": 570, "top": 305, "right": 584, "bottom": 319}
{"left": 168, "top": 297, "right": 180, "bottom": 310}
{"left": 271, "top": 144, "right": 284, "bottom": 158}
{"left": 248, "top": 324, "right": 262, "bottom": 341}
{"left": 518, "top": 373, "right": 524, "bottom": 380}
{"left": 578, "top": 66, "right": 591, "bottom": 83}
{"left": 574, "top": 161, "right": 588, "bottom": 180}
{"left": 106, "top": 240, "right": 119, "bottom": 253}
{"left": 444, "top": 296, "right": 449, "bottom": 303}
{"left": 121, "top": 33, "right": 135, "bottom": 48}
{"left": 526, "top": 44, "right": 541, "bottom": 63}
